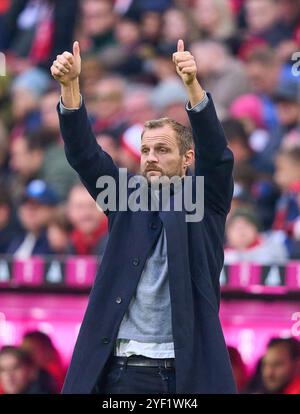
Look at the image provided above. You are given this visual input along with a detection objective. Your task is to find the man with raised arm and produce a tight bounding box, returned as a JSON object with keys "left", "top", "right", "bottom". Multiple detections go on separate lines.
{"left": 51, "top": 39, "right": 236, "bottom": 394}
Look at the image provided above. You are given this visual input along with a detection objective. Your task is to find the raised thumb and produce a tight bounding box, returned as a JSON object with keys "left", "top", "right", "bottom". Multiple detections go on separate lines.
{"left": 177, "top": 39, "right": 184, "bottom": 53}
{"left": 73, "top": 41, "right": 80, "bottom": 58}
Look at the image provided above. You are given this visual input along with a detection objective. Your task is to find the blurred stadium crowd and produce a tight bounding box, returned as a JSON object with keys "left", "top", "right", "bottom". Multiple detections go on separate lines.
{"left": 1, "top": 331, "right": 300, "bottom": 394}
{"left": 0, "top": 0, "right": 300, "bottom": 393}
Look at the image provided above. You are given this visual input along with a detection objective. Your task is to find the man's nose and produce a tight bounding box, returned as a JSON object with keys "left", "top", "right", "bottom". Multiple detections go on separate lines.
{"left": 146, "top": 150, "right": 158, "bottom": 163}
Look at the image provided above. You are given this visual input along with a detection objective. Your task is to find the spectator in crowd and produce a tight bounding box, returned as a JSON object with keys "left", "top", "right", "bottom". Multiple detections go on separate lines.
{"left": 243, "top": 0, "right": 291, "bottom": 49}
{"left": 122, "top": 0, "right": 173, "bottom": 21}
{"left": 225, "top": 207, "right": 288, "bottom": 264}
{"left": 227, "top": 345, "right": 249, "bottom": 393}
{"left": 273, "top": 78, "right": 300, "bottom": 152}
{"left": 66, "top": 184, "right": 108, "bottom": 256}
{"left": 222, "top": 118, "right": 256, "bottom": 167}
{"left": 230, "top": 169, "right": 256, "bottom": 216}
{"left": 91, "top": 75, "right": 128, "bottom": 138}
{"left": 40, "top": 88, "right": 61, "bottom": 137}
{"left": 148, "top": 47, "right": 188, "bottom": 115}
{"left": 190, "top": 40, "right": 250, "bottom": 118}
{"left": 139, "top": 9, "right": 162, "bottom": 48}
{"left": 47, "top": 206, "right": 73, "bottom": 255}
{"left": 0, "top": 120, "right": 8, "bottom": 175}
{"left": 22, "top": 331, "right": 66, "bottom": 392}
{"left": 0, "top": 0, "right": 10, "bottom": 46}
{"left": 102, "top": 15, "right": 143, "bottom": 78}
{"left": 10, "top": 127, "right": 78, "bottom": 201}
{"left": 0, "top": 185, "right": 21, "bottom": 253}
{"left": 231, "top": 161, "right": 278, "bottom": 228}
{"left": 222, "top": 117, "right": 279, "bottom": 228}
{"left": 124, "top": 87, "right": 157, "bottom": 127}
{"left": 282, "top": 129, "right": 300, "bottom": 150}
{"left": 0, "top": 345, "right": 56, "bottom": 394}
{"left": 252, "top": 337, "right": 300, "bottom": 394}
{"left": 96, "top": 132, "right": 120, "bottom": 166}
{"left": 276, "top": 0, "right": 300, "bottom": 63}
{"left": 0, "top": 72, "right": 11, "bottom": 131}
{"left": 245, "top": 47, "right": 282, "bottom": 131}
{"left": 273, "top": 147, "right": 300, "bottom": 254}
{"left": 1, "top": 0, "right": 78, "bottom": 72}
{"left": 244, "top": 356, "right": 264, "bottom": 394}
{"left": 6, "top": 179, "right": 59, "bottom": 257}
{"left": 118, "top": 125, "right": 142, "bottom": 174}
{"left": 193, "top": 0, "right": 237, "bottom": 48}
{"left": 77, "top": 0, "right": 117, "bottom": 55}
{"left": 9, "top": 67, "right": 50, "bottom": 141}
{"left": 79, "top": 55, "right": 103, "bottom": 111}
{"left": 241, "top": 77, "right": 300, "bottom": 176}
{"left": 163, "top": 100, "right": 190, "bottom": 128}
{"left": 161, "top": 7, "right": 198, "bottom": 51}
{"left": 229, "top": 94, "right": 271, "bottom": 165}
{"left": 231, "top": 171, "right": 256, "bottom": 203}
{"left": 230, "top": 79, "right": 300, "bottom": 175}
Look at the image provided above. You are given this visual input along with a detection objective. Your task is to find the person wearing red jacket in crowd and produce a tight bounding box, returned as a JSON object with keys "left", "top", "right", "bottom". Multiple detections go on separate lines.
{"left": 66, "top": 183, "right": 108, "bottom": 256}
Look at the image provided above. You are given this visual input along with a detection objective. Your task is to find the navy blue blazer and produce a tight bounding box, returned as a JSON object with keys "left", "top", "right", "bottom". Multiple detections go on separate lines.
{"left": 58, "top": 93, "right": 237, "bottom": 394}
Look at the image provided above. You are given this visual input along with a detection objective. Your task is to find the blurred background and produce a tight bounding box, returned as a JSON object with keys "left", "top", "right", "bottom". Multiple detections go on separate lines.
{"left": 1, "top": 0, "right": 300, "bottom": 394}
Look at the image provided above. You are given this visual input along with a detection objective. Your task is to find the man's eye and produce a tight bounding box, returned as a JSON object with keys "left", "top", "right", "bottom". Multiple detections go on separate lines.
{"left": 159, "top": 148, "right": 167, "bottom": 153}
{"left": 141, "top": 149, "right": 149, "bottom": 154}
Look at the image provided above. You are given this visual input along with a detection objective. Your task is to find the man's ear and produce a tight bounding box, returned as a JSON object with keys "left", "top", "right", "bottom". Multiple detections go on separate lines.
{"left": 184, "top": 149, "right": 195, "bottom": 167}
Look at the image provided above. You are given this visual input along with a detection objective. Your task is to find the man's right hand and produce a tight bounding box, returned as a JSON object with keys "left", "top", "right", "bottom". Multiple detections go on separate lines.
{"left": 51, "top": 41, "right": 81, "bottom": 86}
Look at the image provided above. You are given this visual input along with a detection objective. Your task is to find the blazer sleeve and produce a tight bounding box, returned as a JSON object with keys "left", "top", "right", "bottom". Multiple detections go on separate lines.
{"left": 57, "top": 100, "right": 119, "bottom": 204}
{"left": 187, "top": 93, "right": 234, "bottom": 215}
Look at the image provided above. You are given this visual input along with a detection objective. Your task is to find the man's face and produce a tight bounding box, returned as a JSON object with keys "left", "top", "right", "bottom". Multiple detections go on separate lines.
{"left": 164, "top": 103, "right": 189, "bottom": 127}
{"left": 191, "top": 44, "right": 215, "bottom": 78}
{"left": 19, "top": 200, "right": 54, "bottom": 233}
{"left": 10, "top": 138, "right": 43, "bottom": 178}
{"left": 95, "top": 80, "right": 124, "bottom": 119}
{"left": 67, "top": 186, "right": 105, "bottom": 234}
{"left": 140, "top": 125, "right": 186, "bottom": 183}
{"left": 262, "top": 345, "right": 296, "bottom": 393}
{"left": 274, "top": 155, "right": 300, "bottom": 190}
{"left": 246, "top": 61, "right": 280, "bottom": 96}
{"left": 276, "top": 101, "right": 300, "bottom": 127}
{"left": 245, "top": 0, "right": 279, "bottom": 33}
{"left": 41, "top": 91, "right": 60, "bottom": 132}
{"left": 0, "top": 354, "right": 33, "bottom": 394}
{"left": 194, "top": 0, "right": 220, "bottom": 32}
{"left": 81, "top": 0, "right": 114, "bottom": 37}
{"left": 226, "top": 217, "right": 258, "bottom": 250}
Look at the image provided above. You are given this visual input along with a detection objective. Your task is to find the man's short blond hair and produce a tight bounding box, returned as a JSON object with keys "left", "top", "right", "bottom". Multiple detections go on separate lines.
{"left": 142, "top": 118, "right": 193, "bottom": 155}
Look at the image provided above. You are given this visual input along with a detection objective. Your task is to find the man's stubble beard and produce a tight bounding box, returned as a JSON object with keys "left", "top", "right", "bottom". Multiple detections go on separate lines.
{"left": 140, "top": 160, "right": 184, "bottom": 183}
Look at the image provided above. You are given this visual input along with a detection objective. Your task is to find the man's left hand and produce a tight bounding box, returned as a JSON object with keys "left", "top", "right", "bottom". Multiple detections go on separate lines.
{"left": 172, "top": 39, "right": 197, "bottom": 86}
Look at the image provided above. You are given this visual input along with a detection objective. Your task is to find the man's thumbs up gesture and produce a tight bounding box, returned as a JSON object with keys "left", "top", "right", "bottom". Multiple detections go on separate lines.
{"left": 173, "top": 39, "right": 205, "bottom": 107}
{"left": 172, "top": 39, "right": 197, "bottom": 86}
{"left": 51, "top": 41, "right": 81, "bottom": 86}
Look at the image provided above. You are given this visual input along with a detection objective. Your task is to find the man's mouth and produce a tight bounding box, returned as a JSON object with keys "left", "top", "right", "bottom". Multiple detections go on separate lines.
{"left": 146, "top": 171, "right": 162, "bottom": 177}
{"left": 146, "top": 167, "right": 161, "bottom": 173}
